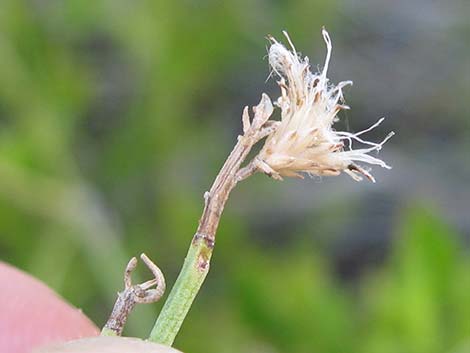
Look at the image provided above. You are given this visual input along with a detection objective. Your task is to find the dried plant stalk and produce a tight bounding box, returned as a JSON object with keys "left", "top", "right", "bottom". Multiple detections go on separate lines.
{"left": 148, "top": 95, "right": 274, "bottom": 345}
{"left": 102, "top": 254, "right": 165, "bottom": 336}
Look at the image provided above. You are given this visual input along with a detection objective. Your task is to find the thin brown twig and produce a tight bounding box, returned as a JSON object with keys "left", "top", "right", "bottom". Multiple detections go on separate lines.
{"left": 102, "top": 253, "right": 165, "bottom": 336}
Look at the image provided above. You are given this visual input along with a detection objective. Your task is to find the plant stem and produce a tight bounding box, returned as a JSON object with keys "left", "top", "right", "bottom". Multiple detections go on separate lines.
{"left": 148, "top": 138, "right": 246, "bottom": 346}
{"left": 148, "top": 94, "right": 273, "bottom": 346}
{"left": 148, "top": 235, "right": 213, "bottom": 345}
{"left": 103, "top": 254, "right": 166, "bottom": 336}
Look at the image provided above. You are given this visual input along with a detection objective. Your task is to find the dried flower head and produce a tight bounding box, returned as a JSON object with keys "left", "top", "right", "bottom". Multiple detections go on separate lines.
{"left": 257, "top": 28, "right": 394, "bottom": 182}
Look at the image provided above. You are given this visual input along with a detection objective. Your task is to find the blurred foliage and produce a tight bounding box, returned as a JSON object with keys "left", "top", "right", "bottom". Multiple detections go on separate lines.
{"left": 175, "top": 206, "right": 470, "bottom": 353}
{"left": 0, "top": 1, "right": 468, "bottom": 353}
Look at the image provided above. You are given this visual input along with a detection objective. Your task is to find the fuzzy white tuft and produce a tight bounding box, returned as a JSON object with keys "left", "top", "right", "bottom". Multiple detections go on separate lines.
{"left": 258, "top": 28, "right": 394, "bottom": 182}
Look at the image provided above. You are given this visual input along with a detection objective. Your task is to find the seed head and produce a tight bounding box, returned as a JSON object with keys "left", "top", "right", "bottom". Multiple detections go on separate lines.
{"left": 258, "top": 28, "right": 394, "bottom": 182}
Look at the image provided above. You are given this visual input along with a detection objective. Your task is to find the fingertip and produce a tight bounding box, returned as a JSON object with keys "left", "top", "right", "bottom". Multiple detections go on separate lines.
{"left": 0, "top": 262, "right": 99, "bottom": 353}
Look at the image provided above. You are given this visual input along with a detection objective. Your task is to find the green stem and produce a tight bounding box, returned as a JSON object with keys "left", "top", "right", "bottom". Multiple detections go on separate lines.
{"left": 147, "top": 94, "right": 272, "bottom": 346}
{"left": 148, "top": 236, "right": 213, "bottom": 345}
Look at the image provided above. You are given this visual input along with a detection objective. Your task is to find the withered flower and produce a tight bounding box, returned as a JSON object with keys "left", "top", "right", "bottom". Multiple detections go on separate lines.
{"left": 257, "top": 29, "right": 394, "bottom": 182}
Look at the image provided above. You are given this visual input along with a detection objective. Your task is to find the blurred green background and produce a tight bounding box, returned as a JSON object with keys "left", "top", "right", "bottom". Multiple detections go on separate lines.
{"left": 1, "top": 0, "right": 469, "bottom": 352}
